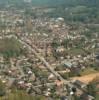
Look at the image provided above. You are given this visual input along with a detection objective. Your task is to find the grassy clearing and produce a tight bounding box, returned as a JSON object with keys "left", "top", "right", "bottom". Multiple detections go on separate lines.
{"left": 81, "top": 67, "right": 98, "bottom": 76}
{"left": 0, "top": 37, "right": 23, "bottom": 58}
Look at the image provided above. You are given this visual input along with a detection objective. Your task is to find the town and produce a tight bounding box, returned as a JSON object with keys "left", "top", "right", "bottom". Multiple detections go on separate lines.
{"left": 0, "top": 0, "right": 99, "bottom": 100}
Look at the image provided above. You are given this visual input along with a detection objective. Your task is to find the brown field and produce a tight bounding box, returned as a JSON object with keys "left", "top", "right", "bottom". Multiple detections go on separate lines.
{"left": 71, "top": 73, "right": 99, "bottom": 84}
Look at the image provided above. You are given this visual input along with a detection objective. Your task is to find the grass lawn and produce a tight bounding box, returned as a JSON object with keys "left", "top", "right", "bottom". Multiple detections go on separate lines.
{"left": 67, "top": 48, "right": 85, "bottom": 55}
{"left": 0, "top": 37, "right": 23, "bottom": 58}
{"left": 80, "top": 67, "right": 98, "bottom": 76}
{"left": 0, "top": 91, "right": 46, "bottom": 100}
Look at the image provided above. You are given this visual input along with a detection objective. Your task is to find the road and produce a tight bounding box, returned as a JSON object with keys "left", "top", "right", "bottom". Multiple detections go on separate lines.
{"left": 4, "top": 35, "right": 69, "bottom": 84}
{"left": 18, "top": 37, "right": 65, "bottom": 81}
{"left": 3, "top": 34, "right": 99, "bottom": 94}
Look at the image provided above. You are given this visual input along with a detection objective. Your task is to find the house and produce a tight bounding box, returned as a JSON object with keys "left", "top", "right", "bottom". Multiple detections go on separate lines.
{"left": 55, "top": 80, "right": 63, "bottom": 87}
{"left": 56, "top": 46, "right": 65, "bottom": 53}
{"left": 62, "top": 61, "right": 72, "bottom": 68}
{"left": 48, "top": 74, "right": 55, "bottom": 80}
{"left": 29, "top": 73, "right": 36, "bottom": 81}
{"left": 88, "top": 95, "right": 95, "bottom": 100}
{"left": 56, "top": 17, "right": 64, "bottom": 22}
{"left": 44, "top": 91, "right": 51, "bottom": 97}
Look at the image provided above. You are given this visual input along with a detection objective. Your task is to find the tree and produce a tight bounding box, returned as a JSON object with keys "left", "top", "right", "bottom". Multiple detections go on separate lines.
{"left": 0, "top": 38, "right": 23, "bottom": 58}
{"left": 51, "top": 37, "right": 60, "bottom": 49}
{"left": 0, "top": 80, "right": 6, "bottom": 97}
{"left": 61, "top": 39, "right": 69, "bottom": 48}
{"left": 87, "top": 77, "right": 99, "bottom": 97}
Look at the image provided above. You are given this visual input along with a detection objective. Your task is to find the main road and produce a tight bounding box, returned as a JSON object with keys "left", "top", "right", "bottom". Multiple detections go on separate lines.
{"left": 4, "top": 34, "right": 69, "bottom": 84}
{"left": 15, "top": 35, "right": 69, "bottom": 83}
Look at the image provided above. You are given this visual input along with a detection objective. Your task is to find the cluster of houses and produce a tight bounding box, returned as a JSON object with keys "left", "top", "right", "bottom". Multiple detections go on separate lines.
{"left": 0, "top": 7, "right": 98, "bottom": 100}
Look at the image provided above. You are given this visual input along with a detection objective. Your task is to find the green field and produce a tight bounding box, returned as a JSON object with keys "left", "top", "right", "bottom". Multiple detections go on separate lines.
{"left": 81, "top": 67, "right": 98, "bottom": 76}
{"left": 0, "top": 91, "right": 46, "bottom": 100}
{"left": 0, "top": 38, "right": 23, "bottom": 58}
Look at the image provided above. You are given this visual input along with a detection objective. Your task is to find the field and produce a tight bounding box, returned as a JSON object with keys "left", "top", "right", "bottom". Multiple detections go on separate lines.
{"left": 80, "top": 67, "right": 98, "bottom": 76}
{"left": 0, "top": 37, "right": 22, "bottom": 58}
{"left": 72, "top": 73, "right": 99, "bottom": 84}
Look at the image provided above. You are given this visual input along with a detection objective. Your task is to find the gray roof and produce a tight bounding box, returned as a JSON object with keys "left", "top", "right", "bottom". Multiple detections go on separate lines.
{"left": 62, "top": 61, "right": 72, "bottom": 68}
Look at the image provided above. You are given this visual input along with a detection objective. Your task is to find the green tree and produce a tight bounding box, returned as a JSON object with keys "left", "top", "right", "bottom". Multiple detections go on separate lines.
{"left": 0, "top": 80, "right": 6, "bottom": 97}
{"left": 87, "top": 77, "right": 99, "bottom": 97}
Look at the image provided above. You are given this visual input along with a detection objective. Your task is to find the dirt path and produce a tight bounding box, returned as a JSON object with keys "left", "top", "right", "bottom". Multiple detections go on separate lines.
{"left": 72, "top": 73, "right": 99, "bottom": 84}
